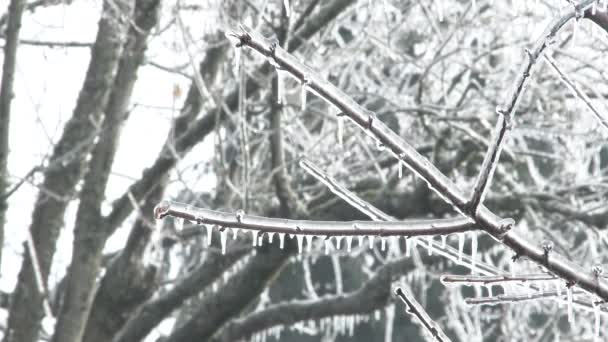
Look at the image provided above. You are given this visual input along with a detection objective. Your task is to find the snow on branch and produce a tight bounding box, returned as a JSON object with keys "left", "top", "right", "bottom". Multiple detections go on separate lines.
{"left": 225, "top": 16, "right": 608, "bottom": 302}
{"left": 394, "top": 286, "right": 452, "bottom": 342}
{"left": 467, "top": 0, "right": 598, "bottom": 214}
{"left": 153, "top": 200, "right": 476, "bottom": 238}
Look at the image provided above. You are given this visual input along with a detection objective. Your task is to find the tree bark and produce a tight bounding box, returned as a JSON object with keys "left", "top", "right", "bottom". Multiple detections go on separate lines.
{"left": 50, "top": 0, "right": 161, "bottom": 341}
{"left": 0, "top": 0, "right": 25, "bottom": 279}
{"left": 2, "top": 1, "right": 132, "bottom": 341}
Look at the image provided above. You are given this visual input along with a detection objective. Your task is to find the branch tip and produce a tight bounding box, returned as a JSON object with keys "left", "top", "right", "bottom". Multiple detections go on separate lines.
{"left": 153, "top": 200, "right": 171, "bottom": 219}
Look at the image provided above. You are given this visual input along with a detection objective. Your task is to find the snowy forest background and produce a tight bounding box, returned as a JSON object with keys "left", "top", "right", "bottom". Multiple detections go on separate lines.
{"left": 1, "top": 0, "right": 608, "bottom": 341}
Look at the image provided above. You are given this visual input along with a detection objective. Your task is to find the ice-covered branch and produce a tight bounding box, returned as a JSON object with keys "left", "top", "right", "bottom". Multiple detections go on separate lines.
{"left": 394, "top": 287, "right": 452, "bottom": 342}
{"left": 440, "top": 274, "right": 557, "bottom": 285}
{"left": 542, "top": 54, "right": 608, "bottom": 131}
{"left": 467, "top": 0, "right": 597, "bottom": 214}
{"left": 464, "top": 289, "right": 587, "bottom": 306}
{"left": 228, "top": 18, "right": 608, "bottom": 301}
{"left": 154, "top": 200, "right": 476, "bottom": 238}
{"left": 300, "top": 158, "right": 394, "bottom": 221}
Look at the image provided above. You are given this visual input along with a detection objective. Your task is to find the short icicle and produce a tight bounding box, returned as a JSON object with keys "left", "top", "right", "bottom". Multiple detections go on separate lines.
{"left": 458, "top": 233, "right": 464, "bottom": 261}
{"left": 346, "top": 236, "right": 353, "bottom": 252}
{"left": 471, "top": 231, "right": 478, "bottom": 273}
{"left": 566, "top": 286, "right": 574, "bottom": 323}
{"left": 206, "top": 225, "right": 213, "bottom": 247}
{"left": 296, "top": 235, "right": 304, "bottom": 255}
{"left": 220, "top": 230, "right": 227, "bottom": 255}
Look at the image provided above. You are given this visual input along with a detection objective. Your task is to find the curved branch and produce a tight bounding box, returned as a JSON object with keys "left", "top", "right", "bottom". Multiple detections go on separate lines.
{"left": 154, "top": 200, "right": 476, "bottom": 238}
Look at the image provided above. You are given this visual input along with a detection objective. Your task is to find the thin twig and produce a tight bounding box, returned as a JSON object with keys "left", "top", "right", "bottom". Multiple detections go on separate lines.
{"left": 543, "top": 53, "right": 608, "bottom": 131}
{"left": 394, "top": 286, "right": 452, "bottom": 342}
{"left": 26, "top": 228, "right": 54, "bottom": 318}
{"left": 440, "top": 274, "right": 558, "bottom": 285}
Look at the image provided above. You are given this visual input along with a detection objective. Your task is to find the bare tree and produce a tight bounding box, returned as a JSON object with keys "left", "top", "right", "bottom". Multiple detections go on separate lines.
{"left": 1, "top": 0, "right": 608, "bottom": 341}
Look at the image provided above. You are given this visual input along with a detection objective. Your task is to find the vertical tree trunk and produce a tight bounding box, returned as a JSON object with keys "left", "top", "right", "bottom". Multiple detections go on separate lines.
{"left": 51, "top": 0, "right": 160, "bottom": 341}
{"left": 2, "top": 1, "right": 132, "bottom": 341}
{"left": 0, "top": 0, "right": 26, "bottom": 278}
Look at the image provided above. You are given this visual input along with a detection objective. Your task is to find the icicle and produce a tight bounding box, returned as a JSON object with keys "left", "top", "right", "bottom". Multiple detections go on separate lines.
{"left": 300, "top": 82, "right": 307, "bottom": 111}
{"left": 358, "top": 236, "right": 364, "bottom": 248}
{"left": 206, "top": 225, "right": 213, "bottom": 247}
{"left": 234, "top": 46, "right": 241, "bottom": 75}
{"left": 486, "top": 284, "right": 493, "bottom": 297}
{"left": 427, "top": 236, "right": 433, "bottom": 255}
{"left": 325, "top": 238, "right": 331, "bottom": 254}
{"left": 283, "top": 0, "right": 291, "bottom": 17}
{"left": 277, "top": 70, "right": 284, "bottom": 104}
{"left": 220, "top": 230, "right": 228, "bottom": 255}
{"left": 381, "top": 237, "right": 386, "bottom": 251}
{"left": 398, "top": 161, "right": 403, "bottom": 179}
{"left": 296, "top": 235, "right": 303, "bottom": 254}
{"left": 471, "top": 0, "right": 476, "bottom": 12}
{"left": 566, "top": 287, "right": 574, "bottom": 323}
{"left": 268, "top": 232, "right": 274, "bottom": 244}
{"left": 471, "top": 232, "right": 477, "bottom": 273}
{"left": 441, "top": 235, "right": 447, "bottom": 248}
{"left": 346, "top": 236, "right": 353, "bottom": 252}
{"left": 572, "top": 20, "right": 579, "bottom": 47}
{"left": 279, "top": 233, "right": 285, "bottom": 249}
{"left": 368, "top": 235, "right": 374, "bottom": 249}
{"left": 593, "top": 300, "right": 601, "bottom": 342}
{"left": 347, "top": 315, "right": 355, "bottom": 336}
{"left": 252, "top": 230, "right": 259, "bottom": 247}
{"left": 258, "top": 234, "right": 264, "bottom": 246}
{"left": 405, "top": 238, "right": 411, "bottom": 257}
{"left": 337, "top": 115, "right": 344, "bottom": 147}
{"left": 458, "top": 233, "right": 464, "bottom": 261}
{"left": 336, "top": 236, "right": 343, "bottom": 250}
{"left": 232, "top": 228, "right": 239, "bottom": 240}
{"left": 305, "top": 235, "right": 313, "bottom": 253}
{"left": 592, "top": 1, "right": 598, "bottom": 15}
{"left": 175, "top": 218, "right": 184, "bottom": 231}
{"left": 436, "top": 0, "right": 444, "bottom": 22}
